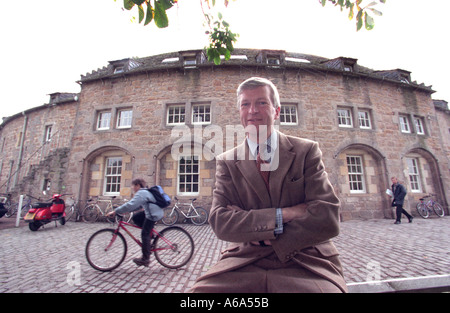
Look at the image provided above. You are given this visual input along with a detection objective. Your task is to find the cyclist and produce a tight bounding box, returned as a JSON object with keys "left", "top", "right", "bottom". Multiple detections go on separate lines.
{"left": 107, "top": 178, "right": 163, "bottom": 267}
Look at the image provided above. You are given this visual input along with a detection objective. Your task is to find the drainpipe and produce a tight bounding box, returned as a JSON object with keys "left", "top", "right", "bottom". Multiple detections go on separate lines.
{"left": 13, "top": 112, "right": 28, "bottom": 188}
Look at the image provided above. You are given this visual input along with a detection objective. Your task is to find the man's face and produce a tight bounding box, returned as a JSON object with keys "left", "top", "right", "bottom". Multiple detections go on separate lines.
{"left": 238, "top": 86, "right": 280, "bottom": 141}
{"left": 391, "top": 178, "right": 398, "bottom": 184}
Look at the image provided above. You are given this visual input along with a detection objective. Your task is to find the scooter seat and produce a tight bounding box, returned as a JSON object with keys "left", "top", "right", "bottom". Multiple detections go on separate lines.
{"left": 32, "top": 202, "right": 52, "bottom": 208}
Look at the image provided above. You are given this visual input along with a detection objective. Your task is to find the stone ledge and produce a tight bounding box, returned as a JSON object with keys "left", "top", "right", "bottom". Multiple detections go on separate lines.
{"left": 347, "top": 274, "right": 450, "bottom": 293}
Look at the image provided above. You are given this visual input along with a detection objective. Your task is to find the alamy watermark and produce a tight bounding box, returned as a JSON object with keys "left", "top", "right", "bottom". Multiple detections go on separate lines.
{"left": 66, "top": 261, "right": 81, "bottom": 286}
{"left": 170, "top": 124, "right": 279, "bottom": 171}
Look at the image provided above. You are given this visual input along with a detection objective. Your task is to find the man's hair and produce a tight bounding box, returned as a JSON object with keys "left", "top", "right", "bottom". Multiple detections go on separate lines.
{"left": 236, "top": 77, "right": 280, "bottom": 109}
{"left": 131, "top": 178, "right": 146, "bottom": 188}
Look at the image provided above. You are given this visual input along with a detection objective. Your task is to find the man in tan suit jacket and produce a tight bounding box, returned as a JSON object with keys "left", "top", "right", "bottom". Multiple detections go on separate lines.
{"left": 190, "top": 77, "right": 347, "bottom": 293}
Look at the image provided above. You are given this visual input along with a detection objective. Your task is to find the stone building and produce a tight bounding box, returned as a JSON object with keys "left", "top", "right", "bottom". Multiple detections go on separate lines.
{"left": 1, "top": 48, "right": 448, "bottom": 221}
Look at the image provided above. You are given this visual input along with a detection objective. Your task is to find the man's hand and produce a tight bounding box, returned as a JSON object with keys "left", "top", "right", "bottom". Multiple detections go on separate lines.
{"left": 106, "top": 211, "right": 116, "bottom": 218}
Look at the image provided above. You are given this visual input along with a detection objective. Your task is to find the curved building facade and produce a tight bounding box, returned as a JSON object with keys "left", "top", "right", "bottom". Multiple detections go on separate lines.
{"left": 1, "top": 48, "right": 448, "bottom": 220}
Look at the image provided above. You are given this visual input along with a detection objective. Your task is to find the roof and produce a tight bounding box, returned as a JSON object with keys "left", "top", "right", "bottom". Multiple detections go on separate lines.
{"left": 78, "top": 48, "right": 434, "bottom": 94}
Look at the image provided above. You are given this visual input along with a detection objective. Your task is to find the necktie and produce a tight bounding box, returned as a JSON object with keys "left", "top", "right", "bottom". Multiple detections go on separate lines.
{"left": 256, "top": 144, "right": 270, "bottom": 191}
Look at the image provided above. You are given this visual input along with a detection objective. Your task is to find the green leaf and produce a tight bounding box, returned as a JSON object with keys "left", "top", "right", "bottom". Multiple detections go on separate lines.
{"left": 364, "top": 12, "right": 375, "bottom": 30}
{"left": 138, "top": 4, "right": 144, "bottom": 23}
{"left": 368, "top": 8, "right": 382, "bottom": 16}
{"left": 321, "top": 0, "right": 327, "bottom": 7}
{"left": 213, "top": 55, "right": 221, "bottom": 65}
{"left": 348, "top": 3, "right": 354, "bottom": 20}
{"left": 154, "top": 0, "right": 169, "bottom": 28}
{"left": 159, "top": 0, "right": 174, "bottom": 10}
{"left": 144, "top": 2, "right": 154, "bottom": 25}
{"left": 124, "top": 0, "right": 135, "bottom": 10}
{"left": 132, "top": 0, "right": 145, "bottom": 5}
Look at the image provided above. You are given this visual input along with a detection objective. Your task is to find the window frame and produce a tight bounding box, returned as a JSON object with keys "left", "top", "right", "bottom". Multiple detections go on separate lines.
{"left": 103, "top": 157, "right": 122, "bottom": 196}
{"left": 338, "top": 108, "right": 353, "bottom": 128}
{"left": 399, "top": 115, "right": 411, "bottom": 133}
{"left": 44, "top": 125, "right": 53, "bottom": 142}
{"left": 167, "top": 104, "right": 186, "bottom": 126}
{"left": 116, "top": 109, "right": 133, "bottom": 129}
{"left": 97, "top": 111, "right": 112, "bottom": 130}
{"left": 358, "top": 110, "right": 372, "bottom": 129}
{"left": 280, "top": 104, "right": 298, "bottom": 125}
{"left": 406, "top": 157, "right": 422, "bottom": 192}
{"left": 414, "top": 117, "right": 425, "bottom": 135}
{"left": 177, "top": 155, "right": 200, "bottom": 195}
{"left": 346, "top": 155, "right": 366, "bottom": 193}
{"left": 192, "top": 103, "right": 211, "bottom": 125}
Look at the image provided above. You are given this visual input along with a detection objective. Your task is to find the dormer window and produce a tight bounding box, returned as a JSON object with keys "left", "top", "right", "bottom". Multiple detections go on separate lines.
{"left": 267, "top": 55, "right": 281, "bottom": 65}
{"left": 184, "top": 56, "right": 197, "bottom": 67}
{"left": 113, "top": 66, "right": 125, "bottom": 74}
{"left": 179, "top": 50, "right": 206, "bottom": 68}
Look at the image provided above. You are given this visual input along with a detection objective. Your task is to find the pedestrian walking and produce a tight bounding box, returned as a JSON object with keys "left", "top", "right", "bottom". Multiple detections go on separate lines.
{"left": 391, "top": 177, "right": 413, "bottom": 224}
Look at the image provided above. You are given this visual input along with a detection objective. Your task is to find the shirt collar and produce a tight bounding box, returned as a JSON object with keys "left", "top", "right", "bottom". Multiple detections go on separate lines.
{"left": 247, "top": 131, "right": 278, "bottom": 159}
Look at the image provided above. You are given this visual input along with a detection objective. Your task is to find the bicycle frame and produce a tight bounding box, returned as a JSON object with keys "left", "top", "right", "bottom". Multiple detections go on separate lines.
{"left": 111, "top": 220, "right": 176, "bottom": 253}
{"left": 170, "top": 202, "right": 200, "bottom": 218}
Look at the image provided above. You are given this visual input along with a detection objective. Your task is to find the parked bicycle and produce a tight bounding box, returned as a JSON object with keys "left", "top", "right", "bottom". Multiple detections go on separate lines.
{"left": 81, "top": 196, "right": 131, "bottom": 223}
{"left": 416, "top": 194, "right": 445, "bottom": 219}
{"left": 161, "top": 197, "right": 207, "bottom": 226}
{"left": 3, "top": 194, "right": 37, "bottom": 218}
{"left": 64, "top": 196, "right": 81, "bottom": 222}
{"left": 85, "top": 215, "right": 195, "bottom": 271}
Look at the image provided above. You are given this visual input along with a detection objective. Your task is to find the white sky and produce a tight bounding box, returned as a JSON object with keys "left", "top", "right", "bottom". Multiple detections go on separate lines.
{"left": 1, "top": 0, "right": 448, "bottom": 121}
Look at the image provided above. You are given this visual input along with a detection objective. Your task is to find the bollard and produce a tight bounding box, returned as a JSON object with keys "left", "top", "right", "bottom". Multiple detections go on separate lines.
{"left": 15, "top": 195, "right": 24, "bottom": 228}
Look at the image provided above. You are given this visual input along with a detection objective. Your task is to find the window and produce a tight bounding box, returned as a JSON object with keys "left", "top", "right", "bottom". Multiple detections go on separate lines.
{"left": 192, "top": 104, "right": 211, "bottom": 125}
{"left": 415, "top": 117, "right": 425, "bottom": 135}
{"left": 117, "top": 109, "right": 133, "bottom": 128}
{"left": 399, "top": 116, "right": 411, "bottom": 133}
{"left": 104, "top": 157, "right": 122, "bottom": 195}
{"left": 346, "top": 156, "right": 365, "bottom": 193}
{"left": 97, "top": 111, "right": 111, "bottom": 130}
{"left": 338, "top": 108, "right": 353, "bottom": 128}
{"left": 358, "top": 111, "right": 372, "bottom": 129}
{"left": 406, "top": 158, "right": 421, "bottom": 192}
{"left": 167, "top": 105, "right": 186, "bottom": 125}
{"left": 44, "top": 125, "right": 53, "bottom": 142}
{"left": 280, "top": 104, "right": 298, "bottom": 125}
{"left": 178, "top": 155, "right": 199, "bottom": 194}
{"left": 267, "top": 55, "right": 281, "bottom": 65}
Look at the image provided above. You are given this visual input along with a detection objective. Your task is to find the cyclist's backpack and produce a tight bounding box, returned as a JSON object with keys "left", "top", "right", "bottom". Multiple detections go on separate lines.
{"left": 147, "top": 185, "right": 171, "bottom": 208}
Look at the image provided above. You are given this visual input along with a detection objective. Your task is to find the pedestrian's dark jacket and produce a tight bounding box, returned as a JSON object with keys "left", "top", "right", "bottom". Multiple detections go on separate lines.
{"left": 391, "top": 183, "right": 407, "bottom": 206}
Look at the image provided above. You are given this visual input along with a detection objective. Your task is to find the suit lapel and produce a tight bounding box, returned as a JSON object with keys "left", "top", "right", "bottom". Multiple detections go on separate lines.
{"left": 234, "top": 132, "right": 295, "bottom": 207}
{"left": 268, "top": 132, "right": 295, "bottom": 207}
{"left": 235, "top": 141, "right": 271, "bottom": 205}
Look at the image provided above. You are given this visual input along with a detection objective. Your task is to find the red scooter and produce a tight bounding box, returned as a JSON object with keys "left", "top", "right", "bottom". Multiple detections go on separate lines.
{"left": 24, "top": 193, "right": 68, "bottom": 231}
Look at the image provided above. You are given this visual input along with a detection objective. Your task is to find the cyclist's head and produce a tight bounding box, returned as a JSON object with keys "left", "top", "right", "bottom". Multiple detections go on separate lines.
{"left": 131, "top": 178, "right": 146, "bottom": 189}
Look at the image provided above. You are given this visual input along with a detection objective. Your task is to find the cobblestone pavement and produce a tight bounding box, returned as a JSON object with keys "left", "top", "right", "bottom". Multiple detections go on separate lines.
{"left": 0, "top": 217, "right": 448, "bottom": 293}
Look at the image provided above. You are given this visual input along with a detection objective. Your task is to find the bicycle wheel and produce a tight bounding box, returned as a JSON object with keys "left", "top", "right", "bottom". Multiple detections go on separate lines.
{"left": 5, "top": 202, "right": 18, "bottom": 218}
{"left": 82, "top": 204, "right": 100, "bottom": 223}
{"left": 416, "top": 203, "right": 429, "bottom": 218}
{"left": 153, "top": 226, "right": 194, "bottom": 269}
{"left": 85, "top": 229, "right": 127, "bottom": 272}
{"left": 20, "top": 203, "right": 31, "bottom": 218}
{"left": 65, "top": 205, "right": 75, "bottom": 222}
{"left": 161, "top": 208, "right": 179, "bottom": 226}
{"left": 432, "top": 202, "right": 445, "bottom": 217}
{"left": 191, "top": 207, "right": 208, "bottom": 225}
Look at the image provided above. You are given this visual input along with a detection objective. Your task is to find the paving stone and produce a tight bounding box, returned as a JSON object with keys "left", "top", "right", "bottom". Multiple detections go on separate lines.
{"left": 0, "top": 217, "right": 448, "bottom": 292}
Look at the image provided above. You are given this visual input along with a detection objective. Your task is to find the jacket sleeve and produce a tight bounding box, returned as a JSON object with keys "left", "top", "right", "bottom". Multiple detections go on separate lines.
{"left": 208, "top": 159, "right": 277, "bottom": 243}
{"left": 271, "top": 142, "right": 340, "bottom": 262}
{"left": 114, "top": 190, "right": 147, "bottom": 215}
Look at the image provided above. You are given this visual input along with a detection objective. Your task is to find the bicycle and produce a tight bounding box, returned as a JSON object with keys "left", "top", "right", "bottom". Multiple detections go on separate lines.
{"left": 64, "top": 196, "right": 81, "bottom": 222}
{"left": 3, "top": 194, "right": 36, "bottom": 218}
{"left": 161, "top": 197, "right": 208, "bottom": 226}
{"left": 81, "top": 196, "right": 131, "bottom": 223}
{"left": 85, "top": 216, "right": 195, "bottom": 272}
{"left": 416, "top": 194, "right": 445, "bottom": 219}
